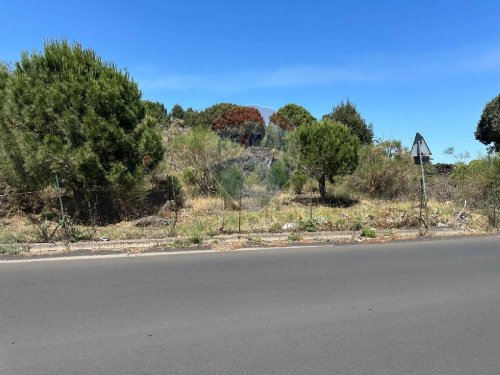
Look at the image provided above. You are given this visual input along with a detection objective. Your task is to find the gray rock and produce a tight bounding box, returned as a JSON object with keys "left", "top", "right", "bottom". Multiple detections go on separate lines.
{"left": 437, "top": 222, "right": 448, "bottom": 228}
{"left": 134, "top": 216, "right": 171, "bottom": 227}
{"left": 282, "top": 223, "right": 296, "bottom": 231}
{"left": 159, "top": 200, "right": 177, "bottom": 213}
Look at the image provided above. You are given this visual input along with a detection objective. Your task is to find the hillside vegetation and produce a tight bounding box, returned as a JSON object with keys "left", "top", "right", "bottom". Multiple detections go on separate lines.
{"left": 0, "top": 41, "right": 498, "bottom": 246}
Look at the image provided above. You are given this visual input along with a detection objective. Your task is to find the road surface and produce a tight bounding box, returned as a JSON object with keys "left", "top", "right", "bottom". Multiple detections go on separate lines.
{"left": 1, "top": 236, "right": 499, "bottom": 374}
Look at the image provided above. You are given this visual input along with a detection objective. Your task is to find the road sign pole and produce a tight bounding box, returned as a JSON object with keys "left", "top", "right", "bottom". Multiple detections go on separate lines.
{"left": 417, "top": 141, "right": 429, "bottom": 234}
{"left": 411, "top": 133, "right": 431, "bottom": 235}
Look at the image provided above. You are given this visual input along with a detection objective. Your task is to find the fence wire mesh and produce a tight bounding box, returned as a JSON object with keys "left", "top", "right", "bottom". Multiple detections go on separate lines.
{"left": 0, "top": 170, "right": 497, "bottom": 255}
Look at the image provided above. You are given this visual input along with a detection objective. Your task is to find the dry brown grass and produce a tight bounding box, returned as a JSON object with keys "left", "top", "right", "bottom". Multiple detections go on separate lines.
{"left": 0, "top": 193, "right": 494, "bottom": 244}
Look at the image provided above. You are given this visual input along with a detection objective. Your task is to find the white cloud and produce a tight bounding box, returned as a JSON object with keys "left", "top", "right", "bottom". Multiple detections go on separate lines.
{"left": 137, "top": 46, "right": 500, "bottom": 93}
{"left": 139, "top": 65, "right": 385, "bottom": 92}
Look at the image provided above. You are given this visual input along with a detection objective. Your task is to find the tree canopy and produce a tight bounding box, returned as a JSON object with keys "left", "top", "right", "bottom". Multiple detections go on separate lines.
{"left": 170, "top": 104, "right": 185, "bottom": 120}
{"left": 322, "top": 100, "right": 374, "bottom": 144}
{"left": 143, "top": 100, "right": 169, "bottom": 128}
{"left": 275, "top": 104, "right": 317, "bottom": 128}
{"left": 295, "top": 119, "right": 360, "bottom": 199}
{"left": 183, "top": 102, "right": 238, "bottom": 128}
{"left": 269, "top": 112, "right": 294, "bottom": 130}
{"left": 475, "top": 95, "right": 500, "bottom": 153}
{"left": 0, "top": 40, "right": 164, "bottom": 193}
{"left": 0, "top": 62, "right": 8, "bottom": 97}
{"left": 212, "top": 106, "right": 265, "bottom": 146}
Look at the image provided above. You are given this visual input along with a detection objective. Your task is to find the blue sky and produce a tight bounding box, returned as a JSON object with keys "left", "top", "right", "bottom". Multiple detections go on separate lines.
{"left": 1, "top": 0, "right": 499, "bottom": 162}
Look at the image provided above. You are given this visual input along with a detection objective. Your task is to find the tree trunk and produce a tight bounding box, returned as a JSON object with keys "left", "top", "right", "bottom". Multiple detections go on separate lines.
{"left": 318, "top": 175, "right": 326, "bottom": 201}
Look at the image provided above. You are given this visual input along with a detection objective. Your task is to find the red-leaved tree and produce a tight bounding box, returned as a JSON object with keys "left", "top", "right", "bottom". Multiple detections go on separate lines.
{"left": 212, "top": 107, "right": 266, "bottom": 146}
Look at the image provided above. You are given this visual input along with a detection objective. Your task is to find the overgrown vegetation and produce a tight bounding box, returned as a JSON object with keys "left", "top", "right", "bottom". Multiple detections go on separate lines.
{"left": 452, "top": 156, "right": 500, "bottom": 226}
{"left": 0, "top": 40, "right": 497, "bottom": 248}
{"left": 345, "top": 140, "right": 418, "bottom": 200}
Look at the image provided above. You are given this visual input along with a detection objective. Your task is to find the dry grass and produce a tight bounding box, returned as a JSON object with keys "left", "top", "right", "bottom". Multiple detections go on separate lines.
{"left": 0, "top": 193, "right": 494, "bottom": 244}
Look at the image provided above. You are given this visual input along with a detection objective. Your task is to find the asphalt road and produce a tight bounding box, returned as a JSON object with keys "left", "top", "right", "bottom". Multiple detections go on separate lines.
{"left": 1, "top": 236, "right": 499, "bottom": 375}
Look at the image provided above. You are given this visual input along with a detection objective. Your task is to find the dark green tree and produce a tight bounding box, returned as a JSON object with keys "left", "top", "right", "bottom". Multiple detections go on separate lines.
{"left": 295, "top": 120, "right": 360, "bottom": 200}
{"left": 0, "top": 62, "right": 8, "bottom": 96}
{"left": 143, "top": 100, "right": 169, "bottom": 128}
{"left": 322, "top": 100, "right": 374, "bottom": 144}
{"left": 170, "top": 104, "right": 185, "bottom": 120}
{"left": 182, "top": 107, "right": 199, "bottom": 127}
{"left": 275, "top": 104, "right": 317, "bottom": 128}
{"left": 0, "top": 63, "right": 10, "bottom": 188}
{"left": 0, "top": 40, "right": 164, "bottom": 193}
{"left": 475, "top": 95, "right": 500, "bottom": 153}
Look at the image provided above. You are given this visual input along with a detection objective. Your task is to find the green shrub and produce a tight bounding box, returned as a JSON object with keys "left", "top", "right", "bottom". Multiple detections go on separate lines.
{"left": 361, "top": 226, "right": 377, "bottom": 238}
{"left": 452, "top": 156, "right": 499, "bottom": 207}
{"left": 288, "top": 232, "right": 301, "bottom": 241}
{"left": 452, "top": 156, "right": 499, "bottom": 226}
{"left": 298, "top": 218, "right": 317, "bottom": 232}
{"left": 346, "top": 141, "right": 418, "bottom": 200}
{"left": 290, "top": 172, "right": 308, "bottom": 194}
{"left": 0, "top": 233, "right": 30, "bottom": 254}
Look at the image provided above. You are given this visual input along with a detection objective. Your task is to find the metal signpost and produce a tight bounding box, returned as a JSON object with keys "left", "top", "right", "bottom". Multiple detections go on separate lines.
{"left": 410, "top": 133, "right": 432, "bottom": 234}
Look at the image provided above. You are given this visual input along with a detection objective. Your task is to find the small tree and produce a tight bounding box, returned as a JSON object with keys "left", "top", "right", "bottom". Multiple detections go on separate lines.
{"left": 275, "top": 104, "right": 317, "bottom": 128}
{"left": 475, "top": 95, "right": 500, "bottom": 153}
{"left": 322, "top": 100, "right": 374, "bottom": 144}
{"left": 295, "top": 120, "right": 360, "bottom": 200}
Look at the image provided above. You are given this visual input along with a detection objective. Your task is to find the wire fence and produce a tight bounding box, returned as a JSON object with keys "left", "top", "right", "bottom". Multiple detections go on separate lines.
{"left": 0, "top": 189, "right": 500, "bottom": 250}
{"left": 0, "top": 177, "right": 497, "bottom": 252}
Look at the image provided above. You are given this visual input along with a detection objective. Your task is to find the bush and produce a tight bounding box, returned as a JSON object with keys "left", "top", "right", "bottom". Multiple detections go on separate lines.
{"left": 189, "top": 233, "right": 203, "bottom": 245}
{"left": 361, "top": 226, "right": 377, "bottom": 238}
{"left": 346, "top": 142, "right": 418, "bottom": 200}
{"left": 298, "top": 218, "right": 317, "bottom": 232}
{"left": 290, "top": 172, "right": 308, "bottom": 194}
{"left": 452, "top": 156, "right": 499, "bottom": 226}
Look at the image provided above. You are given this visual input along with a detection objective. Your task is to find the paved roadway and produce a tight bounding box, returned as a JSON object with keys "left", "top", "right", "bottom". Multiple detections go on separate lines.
{"left": 1, "top": 236, "right": 499, "bottom": 374}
